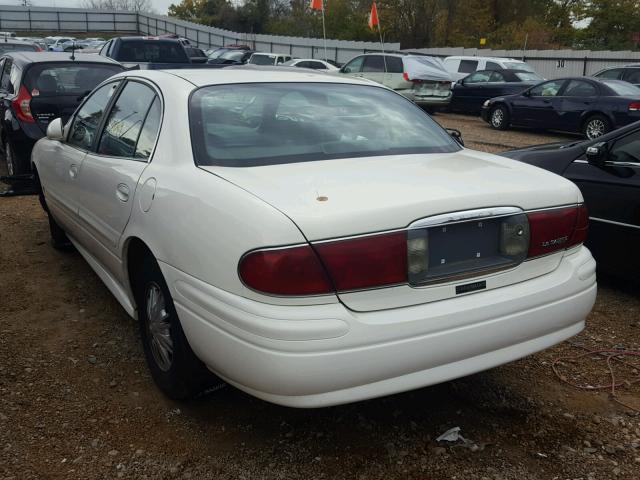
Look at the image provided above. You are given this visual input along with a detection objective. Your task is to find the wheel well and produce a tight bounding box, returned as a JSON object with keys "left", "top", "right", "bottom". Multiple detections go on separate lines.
{"left": 125, "top": 237, "right": 155, "bottom": 303}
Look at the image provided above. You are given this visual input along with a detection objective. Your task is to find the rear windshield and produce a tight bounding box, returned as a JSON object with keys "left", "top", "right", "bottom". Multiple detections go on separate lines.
{"left": 24, "top": 63, "right": 123, "bottom": 97}
{"left": 0, "top": 43, "right": 38, "bottom": 54}
{"left": 116, "top": 40, "right": 188, "bottom": 63}
{"left": 249, "top": 55, "right": 276, "bottom": 65}
{"left": 601, "top": 80, "right": 640, "bottom": 96}
{"left": 190, "top": 83, "right": 460, "bottom": 167}
{"left": 503, "top": 61, "right": 535, "bottom": 73}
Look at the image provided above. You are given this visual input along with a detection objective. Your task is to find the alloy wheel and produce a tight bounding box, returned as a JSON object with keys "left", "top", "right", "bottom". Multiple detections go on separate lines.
{"left": 145, "top": 282, "right": 174, "bottom": 372}
{"left": 586, "top": 119, "right": 605, "bottom": 139}
{"left": 491, "top": 108, "right": 504, "bottom": 128}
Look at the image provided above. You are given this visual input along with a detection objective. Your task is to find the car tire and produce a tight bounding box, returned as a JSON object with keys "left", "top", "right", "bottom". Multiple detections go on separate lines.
{"left": 47, "top": 213, "right": 72, "bottom": 250}
{"left": 583, "top": 114, "right": 611, "bottom": 140}
{"left": 4, "top": 139, "right": 17, "bottom": 176}
{"left": 133, "top": 253, "right": 224, "bottom": 400}
{"left": 489, "top": 105, "right": 510, "bottom": 130}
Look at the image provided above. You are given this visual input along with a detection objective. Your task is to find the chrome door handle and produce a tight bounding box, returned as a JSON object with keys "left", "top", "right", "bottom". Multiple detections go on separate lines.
{"left": 69, "top": 164, "right": 78, "bottom": 179}
{"left": 116, "top": 183, "right": 130, "bottom": 202}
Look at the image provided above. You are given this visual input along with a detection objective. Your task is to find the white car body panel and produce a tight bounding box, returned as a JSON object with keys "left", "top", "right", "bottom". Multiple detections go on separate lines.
{"left": 32, "top": 69, "right": 596, "bottom": 407}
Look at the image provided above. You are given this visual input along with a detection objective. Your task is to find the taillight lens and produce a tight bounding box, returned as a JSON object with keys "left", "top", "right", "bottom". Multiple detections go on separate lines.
{"left": 629, "top": 102, "right": 640, "bottom": 111}
{"left": 12, "top": 85, "right": 34, "bottom": 123}
{"left": 314, "top": 231, "right": 407, "bottom": 291}
{"left": 239, "top": 245, "right": 332, "bottom": 296}
{"left": 239, "top": 232, "right": 408, "bottom": 296}
{"left": 527, "top": 204, "right": 588, "bottom": 258}
{"left": 403, "top": 72, "right": 410, "bottom": 82}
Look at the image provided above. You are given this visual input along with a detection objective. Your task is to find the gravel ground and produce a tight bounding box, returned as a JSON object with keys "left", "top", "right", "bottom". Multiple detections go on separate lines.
{"left": 1, "top": 114, "right": 639, "bottom": 480}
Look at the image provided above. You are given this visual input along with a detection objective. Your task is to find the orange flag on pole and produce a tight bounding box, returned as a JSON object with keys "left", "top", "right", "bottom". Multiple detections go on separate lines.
{"left": 368, "top": 2, "right": 379, "bottom": 30}
{"left": 310, "top": 0, "right": 323, "bottom": 11}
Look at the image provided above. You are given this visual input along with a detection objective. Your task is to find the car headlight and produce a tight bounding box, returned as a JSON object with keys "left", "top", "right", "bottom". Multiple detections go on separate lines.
{"left": 483, "top": 100, "right": 492, "bottom": 107}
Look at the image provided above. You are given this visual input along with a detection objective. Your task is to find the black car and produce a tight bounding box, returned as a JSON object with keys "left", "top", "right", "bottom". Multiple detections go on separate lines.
{"left": 481, "top": 77, "right": 640, "bottom": 139}
{"left": 502, "top": 121, "right": 640, "bottom": 280}
{"left": 450, "top": 69, "right": 543, "bottom": 114}
{"left": 0, "top": 52, "right": 123, "bottom": 176}
{"left": 593, "top": 65, "right": 640, "bottom": 87}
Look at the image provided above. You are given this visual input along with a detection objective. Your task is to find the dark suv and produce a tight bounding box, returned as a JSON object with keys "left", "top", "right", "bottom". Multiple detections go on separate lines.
{"left": 593, "top": 65, "right": 640, "bottom": 87}
{"left": 0, "top": 52, "right": 123, "bottom": 176}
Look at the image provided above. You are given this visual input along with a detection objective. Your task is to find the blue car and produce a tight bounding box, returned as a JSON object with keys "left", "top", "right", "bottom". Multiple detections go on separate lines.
{"left": 481, "top": 77, "right": 640, "bottom": 139}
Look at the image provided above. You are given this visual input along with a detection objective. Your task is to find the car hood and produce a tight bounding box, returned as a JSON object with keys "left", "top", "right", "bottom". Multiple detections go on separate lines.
{"left": 202, "top": 150, "right": 580, "bottom": 241}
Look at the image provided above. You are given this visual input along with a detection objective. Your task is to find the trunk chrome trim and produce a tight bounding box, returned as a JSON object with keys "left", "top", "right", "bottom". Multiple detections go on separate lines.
{"left": 408, "top": 206, "right": 522, "bottom": 229}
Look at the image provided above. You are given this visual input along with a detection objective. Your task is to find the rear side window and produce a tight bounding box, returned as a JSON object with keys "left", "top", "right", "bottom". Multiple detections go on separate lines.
{"left": 530, "top": 80, "right": 565, "bottom": 97}
{"left": 98, "top": 82, "right": 156, "bottom": 158}
{"left": 458, "top": 60, "right": 478, "bottom": 73}
{"left": 189, "top": 83, "right": 460, "bottom": 167}
{"left": 489, "top": 71, "right": 506, "bottom": 82}
{"left": 362, "top": 55, "right": 385, "bottom": 72}
{"left": 68, "top": 81, "right": 120, "bottom": 150}
{"left": 0, "top": 59, "right": 13, "bottom": 93}
{"left": 135, "top": 96, "right": 161, "bottom": 160}
{"left": 563, "top": 80, "right": 597, "bottom": 97}
{"left": 385, "top": 56, "right": 403, "bottom": 73}
{"left": 117, "top": 41, "right": 188, "bottom": 63}
{"left": 249, "top": 55, "right": 276, "bottom": 65}
{"left": 24, "top": 63, "right": 122, "bottom": 96}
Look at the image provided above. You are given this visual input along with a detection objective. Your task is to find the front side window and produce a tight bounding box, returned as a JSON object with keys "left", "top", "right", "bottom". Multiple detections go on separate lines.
{"left": 458, "top": 60, "right": 478, "bottom": 74}
{"left": 98, "top": 82, "right": 156, "bottom": 158}
{"left": 68, "top": 81, "right": 120, "bottom": 150}
{"left": 465, "top": 71, "right": 491, "bottom": 83}
{"left": 489, "top": 71, "right": 506, "bottom": 82}
{"left": 189, "top": 83, "right": 460, "bottom": 167}
{"left": 529, "top": 80, "right": 565, "bottom": 97}
{"left": 609, "top": 131, "right": 640, "bottom": 164}
{"left": 343, "top": 56, "right": 364, "bottom": 73}
{"left": 595, "top": 68, "right": 622, "bottom": 80}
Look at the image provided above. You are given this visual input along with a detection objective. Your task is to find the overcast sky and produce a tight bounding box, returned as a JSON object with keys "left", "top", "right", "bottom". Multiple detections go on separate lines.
{"left": 28, "top": 0, "right": 176, "bottom": 14}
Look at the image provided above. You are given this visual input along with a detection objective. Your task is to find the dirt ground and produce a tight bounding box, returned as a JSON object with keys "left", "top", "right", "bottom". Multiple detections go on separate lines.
{"left": 1, "top": 113, "right": 639, "bottom": 480}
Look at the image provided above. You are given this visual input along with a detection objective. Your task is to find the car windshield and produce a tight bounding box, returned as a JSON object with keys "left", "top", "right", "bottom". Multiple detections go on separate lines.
{"left": 249, "top": 55, "right": 276, "bottom": 65}
{"left": 0, "top": 43, "right": 38, "bottom": 54}
{"left": 117, "top": 40, "right": 188, "bottom": 63}
{"left": 24, "top": 63, "right": 123, "bottom": 96}
{"left": 503, "top": 62, "right": 535, "bottom": 73}
{"left": 601, "top": 80, "right": 640, "bottom": 96}
{"left": 207, "top": 48, "right": 227, "bottom": 59}
{"left": 190, "top": 83, "right": 461, "bottom": 167}
{"left": 219, "top": 50, "right": 245, "bottom": 61}
{"left": 515, "top": 72, "right": 543, "bottom": 82}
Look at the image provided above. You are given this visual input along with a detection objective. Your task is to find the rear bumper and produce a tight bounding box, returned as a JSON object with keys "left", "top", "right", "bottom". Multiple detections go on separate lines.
{"left": 397, "top": 89, "right": 452, "bottom": 107}
{"left": 163, "top": 246, "right": 596, "bottom": 407}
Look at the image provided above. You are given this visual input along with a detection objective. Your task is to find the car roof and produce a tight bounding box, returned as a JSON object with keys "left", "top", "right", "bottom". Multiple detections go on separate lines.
{"left": 0, "top": 39, "right": 38, "bottom": 46}
{"left": 1, "top": 51, "right": 123, "bottom": 65}
{"left": 116, "top": 36, "right": 182, "bottom": 43}
{"left": 111, "top": 66, "right": 384, "bottom": 88}
{"left": 446, "top": 56, "right": 521, "bottom": 62}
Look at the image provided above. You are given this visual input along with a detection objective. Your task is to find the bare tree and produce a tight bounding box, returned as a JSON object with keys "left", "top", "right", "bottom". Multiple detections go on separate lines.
{"left": 82, "top": 0, "right": 154, "bottom": 12}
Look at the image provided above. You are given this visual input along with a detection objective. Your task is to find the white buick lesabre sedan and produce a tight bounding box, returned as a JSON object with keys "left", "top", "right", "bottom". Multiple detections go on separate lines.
{"left": 32, "top": 68, "right": 597, "bottom": 408}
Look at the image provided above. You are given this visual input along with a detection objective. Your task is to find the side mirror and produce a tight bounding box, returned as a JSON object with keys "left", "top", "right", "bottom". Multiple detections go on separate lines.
{"left": 522, "top": 90, "right": 531, "bottom": 97}
{"left": 457, "top": 79, "right": 464, "bottom": 86}
{"left": 46, "top": 118, "right": 64, "bottom": 141}
{"left": 446, "top": 128, "right": 464, "bottom": 146}
{"left": 341, "top": 66, "right": 351, "bottom": 74}
{"left": 586, "top": 141, "right": 608, "bottom": 167}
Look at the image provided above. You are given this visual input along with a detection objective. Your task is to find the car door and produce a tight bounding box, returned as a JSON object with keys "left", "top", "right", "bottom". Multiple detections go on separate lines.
{"left": 563, "top": 130, "right": 640, "bottom": 277}
{"left": 556, "top": 79, "right": 599, "bottom": 132}
{"left": 360, "top": 55, "right": 385, "bottom": 85}
{"left": 73, "top": 80, "right": 161, "bottom": 272}
{"left": 452, "top": 70, "right": 491, "bottom": 112}
{"left": 511, "top": 79, "right": 566, "bottom": 128}
{"left": 37, "top": 80, "right": 121, "bottom": 236}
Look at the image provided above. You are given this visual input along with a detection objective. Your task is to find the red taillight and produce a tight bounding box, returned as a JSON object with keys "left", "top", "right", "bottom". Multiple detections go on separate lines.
{"left": 239, "top": 245, "right": 332, "bottom": 296}
{"left": 314, "top": 231, "right": 407, "bottom": 291}
{"left": 403, "top": 72, "right": 410, "bottom": 82}
{"left": 12, "top": 85, "right": 34, "bottom": 123}
{"left": 527, "top": 205, "right": 588, "bottom": 258}
{"left": 629, "top": 102, "right": 640, "bottom": 112}
{"left": 239, "top": 231, "right": 408, "bottom": 296}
